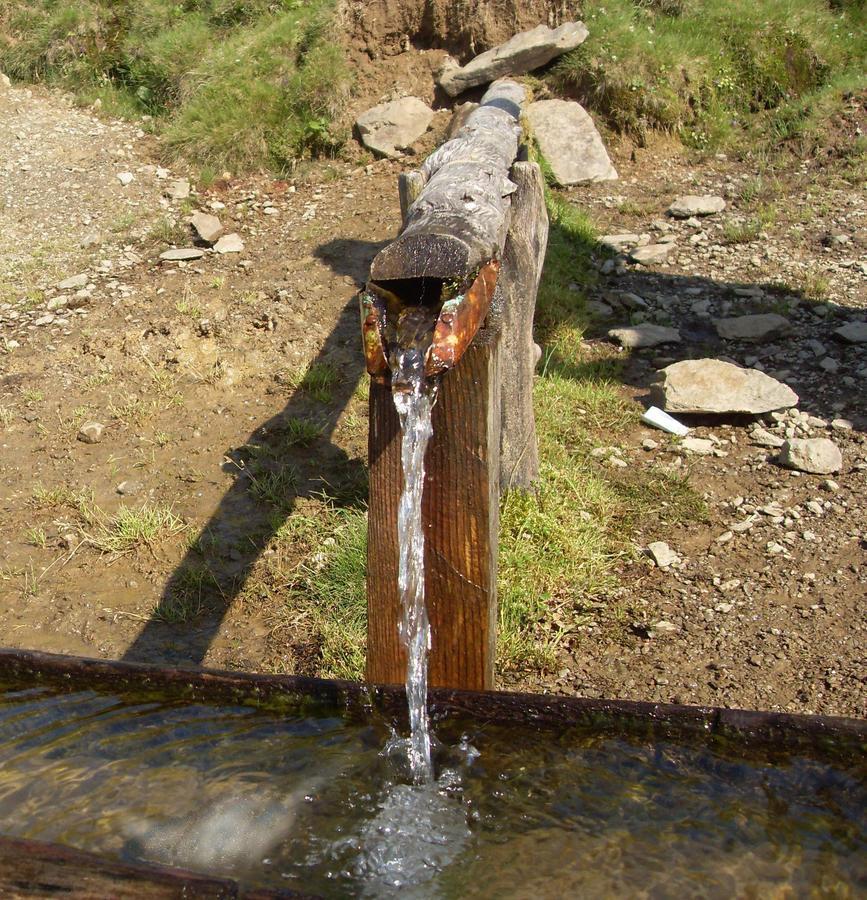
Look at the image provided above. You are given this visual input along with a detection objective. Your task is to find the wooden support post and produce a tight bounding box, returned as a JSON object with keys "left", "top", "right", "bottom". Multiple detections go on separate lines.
{"left": 398, "top": 170, "right": 425, "bottom": 223}
{"left": 498, "top": 160, "right": 549, "bottom": 492}
{"left": 367, "top": 327, "right": 501, "bottom": 691}
{"left": 364, "top": 80, "right": 547, "bottom": 691}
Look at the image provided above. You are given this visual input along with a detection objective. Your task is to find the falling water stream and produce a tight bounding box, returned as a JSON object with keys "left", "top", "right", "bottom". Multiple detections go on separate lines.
{"left": 390, "top": 342, "right": 437, "bottom": 784}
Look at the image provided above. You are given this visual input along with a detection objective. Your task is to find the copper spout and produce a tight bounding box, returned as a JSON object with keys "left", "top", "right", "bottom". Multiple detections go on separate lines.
{"left": 358, "top": 259, "right": 500, "bottom": 384}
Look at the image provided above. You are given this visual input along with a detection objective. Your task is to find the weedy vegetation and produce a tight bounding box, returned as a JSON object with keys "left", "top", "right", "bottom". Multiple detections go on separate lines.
{"left": 552, "top": 0, "right": 865, "bottom": 154}
{"left": 0, "top": 0, "right": 350, "bottom": 173}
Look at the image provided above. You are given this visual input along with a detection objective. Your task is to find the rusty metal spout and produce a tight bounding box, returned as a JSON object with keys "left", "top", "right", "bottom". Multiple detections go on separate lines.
{"left": 358, "top": 259, "right": 500, "bottom": 384}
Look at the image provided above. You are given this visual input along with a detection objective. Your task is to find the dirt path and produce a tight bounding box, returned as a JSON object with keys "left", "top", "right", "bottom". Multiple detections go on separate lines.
{"left": 1, "top": 82, "right": 864, "bottom": 717}
{"left": 1, "top": 81, "right": 400, "bottom": 665}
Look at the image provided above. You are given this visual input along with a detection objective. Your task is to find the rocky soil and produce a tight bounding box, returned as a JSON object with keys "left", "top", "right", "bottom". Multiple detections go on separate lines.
{"left": 1, "top": 76, "right": 864, "bottom": 718}
{"left": 521, "top": 132, "right": 867, "bottom": 718}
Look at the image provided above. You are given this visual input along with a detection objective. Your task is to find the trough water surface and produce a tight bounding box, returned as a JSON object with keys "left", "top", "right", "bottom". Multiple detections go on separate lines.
{"left": 0, "top": 678, "right": 865, "bottom": 898}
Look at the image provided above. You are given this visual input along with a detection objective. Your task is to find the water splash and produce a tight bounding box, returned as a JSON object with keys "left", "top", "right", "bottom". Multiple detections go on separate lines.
{"left": 391, "top": 344, "right": 437, "bottom": 784}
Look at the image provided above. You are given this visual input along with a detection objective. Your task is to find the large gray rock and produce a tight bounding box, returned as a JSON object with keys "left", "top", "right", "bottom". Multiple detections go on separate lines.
{"left": 355, "top": 97, "right": 433, "bottom": 159}
{"left": 834, "top": 321, "right": 867, "bottom": 343}
{"left": 668, "top": 195, "right": 726, "bottom": 218}
{"left": 608, "top": 324, "right": 681, "bottom": 349}
{"left": 714, "top": 313, "right": 791, "bottom": 342}
{"left": 779, "top": 438, "right": 842, "bottom": 474}
{"left": 190, "top": 211, "right": 223, "bottom": 244}
{"left": 439, "top": 22, "right": 589, "bottom": 96}
{"left": 526, "top": 99, "right": 617, "bottom": 185}
{"left": 651, "top": 359, "right": 798, "bottom": 414}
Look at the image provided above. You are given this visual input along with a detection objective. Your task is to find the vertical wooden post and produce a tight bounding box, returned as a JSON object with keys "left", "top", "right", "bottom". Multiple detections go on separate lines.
{"left": 498, "top": 160, "right": 549, "bottom": 492}
{"left": 366, "top": 328, "right": 501, "bottom": 691}
{"left": 397, "top": 170, "right": 425, "bottom": 223}
{"left": 364, "top": 81, "right": 545, "bottom": 692}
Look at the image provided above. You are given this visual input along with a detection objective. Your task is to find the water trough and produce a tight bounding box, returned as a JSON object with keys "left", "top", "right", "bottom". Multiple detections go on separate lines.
{"left": 1, "top": 649, "right": 865, "bottom": 897}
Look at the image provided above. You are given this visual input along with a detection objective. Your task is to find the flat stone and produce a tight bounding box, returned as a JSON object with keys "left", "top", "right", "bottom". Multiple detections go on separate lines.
{"left": 77, "top": 421, "right": 105, "bottom": 444}
{"left": 749, "top": 427, "right": 785, "bottom": 448}
{"left": 608, "top": 324, "right": 681, "bottom": 349}
{"left": 667, "top": 195, "right": 726, "bottom": 218}
{"left": 55, "top": 273, "right": 88, "bottom": 290}
{"left": 439, "top": 22, "right": 589, "bottom": 96}
{"left": 647, "top": 541, "right": 679, "bottom": 568}
{"left": 0, "top": 73, "right": 10, "bottom": 90}
{"left": 834, "top": 322, "right": 867, "bottom": 343}
{"left": 651, "top": 359, "right": 798, "bottom": 414}
{"left": 586, "top": 300, "right": 614, "bottom": 319}
{"left": 214, "top": 233, "right": 244, "bottom": 254}
{"left": 166, "top": 178, "right": 190, "bottom": 200}
{"left": 600, "top": 233, "right": 639, "bottom": 251}
{"left": 605, "top": 290, "right": 648, "bottom": 310}
{"left": 355, "top": 97, "right": 434, "bottom": 159}
{"left": 680, "top": 437, "right": 715, "bottom": 455}
{"left": 526, "top": 99, "right": 617, "bottom": 185}
{"left": 190, "top": 211, "right": 223, "bottom": 244}
{"left": 159, "top": 248, "right": 205, "bottom": 261}
{"left": 117, "top": 171, "right": 134, "bottom": 186}
{"left": 629, "top": 244, "right": 672, "bottom": 265}
{"left": 779, "top": 438, "right": 842, "bottom": 475}
{"left": 714, "top": 313, "right": 791, "bottom": 342}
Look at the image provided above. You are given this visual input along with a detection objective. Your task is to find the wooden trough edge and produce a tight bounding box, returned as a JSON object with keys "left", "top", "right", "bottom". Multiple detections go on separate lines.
{"left": 1, "top": 648, "right": 864, "bottom": 761}
{"left": 0, "top": 834, "right": 316, "bottom": 899}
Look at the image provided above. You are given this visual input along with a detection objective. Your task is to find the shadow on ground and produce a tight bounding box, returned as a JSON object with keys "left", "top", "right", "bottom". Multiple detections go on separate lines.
{"left": 123, "top": 217, "right": 864, "bottom": 668}
{"left": 122, "top": 239, "right": 386, "bottom": 667}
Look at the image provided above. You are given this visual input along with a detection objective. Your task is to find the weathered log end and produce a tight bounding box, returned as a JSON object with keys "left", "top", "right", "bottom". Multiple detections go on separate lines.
{"left": 369, "top": 231, "right": 476, "bottom": 281}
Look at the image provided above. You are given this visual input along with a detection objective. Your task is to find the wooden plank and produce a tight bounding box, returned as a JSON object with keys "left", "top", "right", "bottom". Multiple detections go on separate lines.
{"left": 0, "top": 835, "right": 315, "bottom": 899}
{"left": 498, "top": 160, "right": 548, "bottom": 491}
{"left": 0, "top": 649, "right": 864, "bottom": 759}
{"left": 367, "top": 329, "right": 501, "bottom": 690}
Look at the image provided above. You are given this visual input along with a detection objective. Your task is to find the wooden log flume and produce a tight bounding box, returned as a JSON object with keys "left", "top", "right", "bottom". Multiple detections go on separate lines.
{"left": 361, "top": 78, "right": 550, "bottom": 691}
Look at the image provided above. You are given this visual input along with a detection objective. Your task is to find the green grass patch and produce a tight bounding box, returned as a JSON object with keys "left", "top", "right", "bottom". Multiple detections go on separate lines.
{"left": 494, "top": 186, "right": 704, "bottom": 675}
{"left": 84, "top": 504, "right": 187, "bottom": 555}
{"left": 156, "top": 561, "right": 221, "bottom": 623}
{"left": 280, "top": 505, "right": 368, "bottom": 680}
{"left": 0, "top": 0, "right": 350, "bottom": 172}
{"left": 551, "top": 0, "right": 865, "bottom": 153}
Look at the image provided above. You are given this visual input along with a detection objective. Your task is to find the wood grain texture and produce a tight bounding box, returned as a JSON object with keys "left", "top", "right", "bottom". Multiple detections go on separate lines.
{"left": 367, "top": 331, "right": 501, "bottom": 690}
{"left": 498, "top": 160, "right": 549, "bottom": 491}
{"left": 369, "top": 80, "right": 525, "bottom": 281}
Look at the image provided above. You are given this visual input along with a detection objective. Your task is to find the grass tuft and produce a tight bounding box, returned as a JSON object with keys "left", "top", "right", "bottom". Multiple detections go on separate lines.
{"left": 551, "top": 0, "right": 865, "bottom": 153}
{"left": 85, "top": 504, "right": 187, "bottom": 555}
